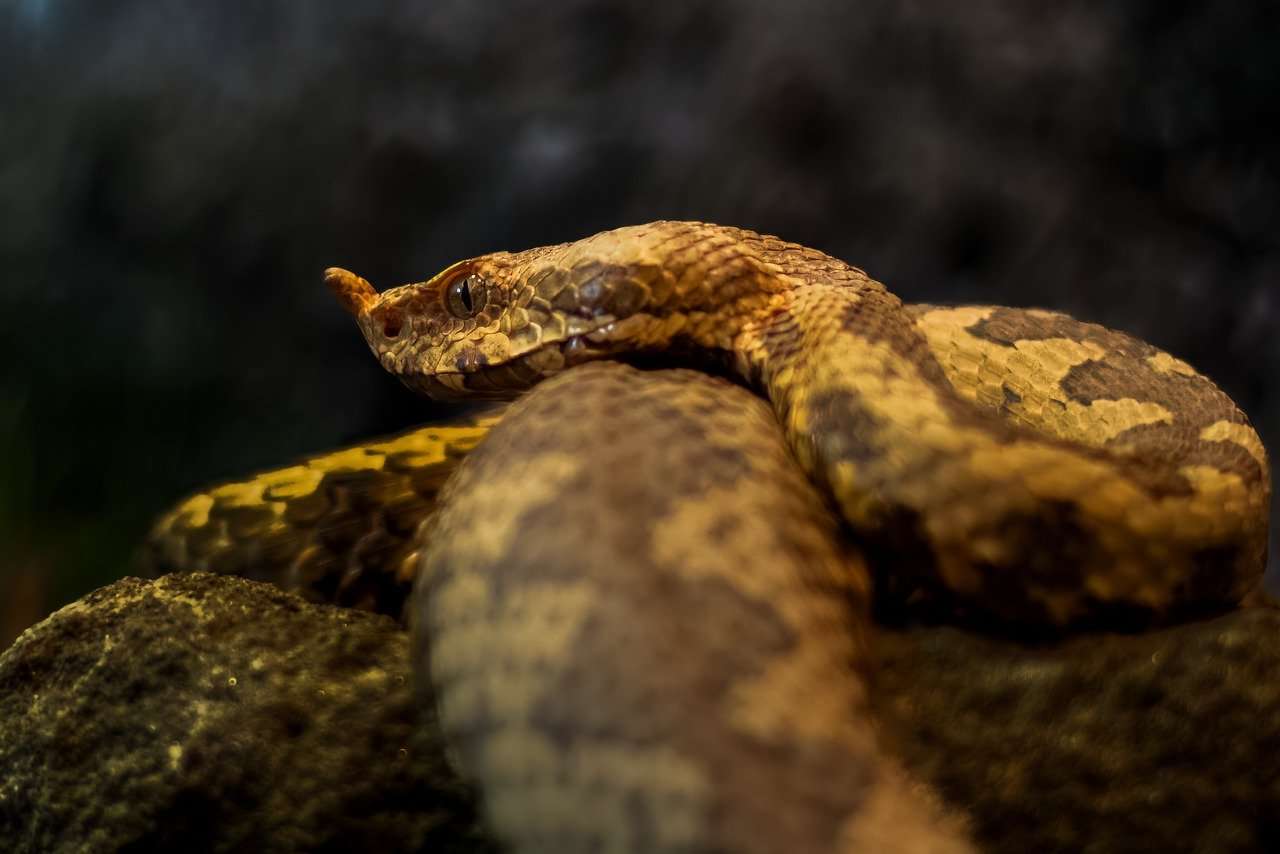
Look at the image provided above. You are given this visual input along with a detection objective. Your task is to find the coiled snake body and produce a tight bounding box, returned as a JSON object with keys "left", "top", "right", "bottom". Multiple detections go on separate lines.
{"left": 147, "top": 222, "right": 1271, "bottom": 853}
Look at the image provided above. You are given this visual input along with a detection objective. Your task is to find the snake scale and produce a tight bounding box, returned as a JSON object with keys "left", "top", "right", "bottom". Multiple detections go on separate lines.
{"left": 144, "top": 221, "right": 1271, "bottom": 853}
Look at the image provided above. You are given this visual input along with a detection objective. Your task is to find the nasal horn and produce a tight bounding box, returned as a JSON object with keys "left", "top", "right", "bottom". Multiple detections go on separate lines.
{"left": 325, "top": 267, "right": 379, "bottom": 316}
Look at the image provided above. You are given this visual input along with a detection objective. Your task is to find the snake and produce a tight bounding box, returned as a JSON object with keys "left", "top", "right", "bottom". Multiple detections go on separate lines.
{"left": 144, "top": 221, "right": 1271, "bottom": 853}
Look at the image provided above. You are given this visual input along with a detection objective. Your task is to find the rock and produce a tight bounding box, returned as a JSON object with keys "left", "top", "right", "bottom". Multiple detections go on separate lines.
{"left": 3, "top": 573, "right": 1277, "bottom": 852}
{"left": 877, "top": 606, "right": 1280, "bottom": 854}
{"left": 0, "top": 572, "right": 493, "bottom": 854}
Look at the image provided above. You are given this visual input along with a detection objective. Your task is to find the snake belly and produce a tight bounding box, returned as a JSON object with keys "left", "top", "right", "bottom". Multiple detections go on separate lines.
{"left": 144, "top": 221, "right": 1271, "bottom": 853}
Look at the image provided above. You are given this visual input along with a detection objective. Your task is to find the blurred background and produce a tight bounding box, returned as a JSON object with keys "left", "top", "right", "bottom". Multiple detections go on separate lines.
{"left": 2, "top": 0, "right": 1277, "bottom": 647}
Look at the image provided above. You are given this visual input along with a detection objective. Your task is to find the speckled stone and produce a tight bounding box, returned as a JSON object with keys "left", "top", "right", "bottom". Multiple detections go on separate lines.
{"left": 878, "top": 605, "right": 1280, "bottom": 854}
{"left": 0, "top": 572, "right": 493, "bottom": 854}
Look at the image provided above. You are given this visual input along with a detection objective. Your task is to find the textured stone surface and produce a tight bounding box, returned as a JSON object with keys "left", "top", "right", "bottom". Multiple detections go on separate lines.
{"left": 3, "top": 573, "right": 1277, "bottom": 852}
{"left": 0, "top": 573, "right": 492, "bottom": 854}
{"left": 878, "top": 605, "right": 1280, "bottom": 854}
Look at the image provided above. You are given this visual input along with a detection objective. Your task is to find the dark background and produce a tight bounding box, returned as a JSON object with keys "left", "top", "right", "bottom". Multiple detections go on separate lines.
{"left": 3, "top": 1, "right": 1277, "bottom": 646}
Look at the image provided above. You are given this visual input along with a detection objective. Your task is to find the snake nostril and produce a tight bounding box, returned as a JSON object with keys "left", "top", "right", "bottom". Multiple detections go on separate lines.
{"left": 381, "top": 311, "right": 403, "bottom": 339}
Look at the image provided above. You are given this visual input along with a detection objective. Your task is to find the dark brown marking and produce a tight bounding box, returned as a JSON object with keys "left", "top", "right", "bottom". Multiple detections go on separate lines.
{"left": 419, "top": 362, "right": 876, "bottom": 854}
{"left": 803, "top": 388, "right": 888, "bottom": 471}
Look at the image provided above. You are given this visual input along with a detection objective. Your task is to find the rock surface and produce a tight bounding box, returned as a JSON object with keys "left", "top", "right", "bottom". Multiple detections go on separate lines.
{"left": 0, "top": 572, "right": 492, "bottom": 853}
{"left": 2, "top": 573, "right": 1277, "bottom": 853}
{"left": 877, "top": 606, "right": 1280, "bottom": 853}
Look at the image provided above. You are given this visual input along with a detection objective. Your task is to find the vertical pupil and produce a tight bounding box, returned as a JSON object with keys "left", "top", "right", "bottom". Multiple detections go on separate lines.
{"left": 460, "top": 278, "right": 473, "bottom": 312}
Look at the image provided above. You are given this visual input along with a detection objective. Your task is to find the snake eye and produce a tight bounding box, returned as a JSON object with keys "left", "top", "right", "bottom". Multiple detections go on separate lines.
{"left": 445, "top": 273, "right": 489, "bottom": 319}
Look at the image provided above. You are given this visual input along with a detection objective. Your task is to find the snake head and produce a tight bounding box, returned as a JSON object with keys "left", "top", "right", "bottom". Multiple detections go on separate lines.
{"left": 326, "top": 223, "right": 761, "bottom": 400}
{"left": 324, "top": 244, "right": 656, "bottom": 399}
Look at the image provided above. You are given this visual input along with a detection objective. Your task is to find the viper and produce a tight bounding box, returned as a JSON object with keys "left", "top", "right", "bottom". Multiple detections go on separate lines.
{"left": 146, "top": 221, "right": 1271, "bottom": 853}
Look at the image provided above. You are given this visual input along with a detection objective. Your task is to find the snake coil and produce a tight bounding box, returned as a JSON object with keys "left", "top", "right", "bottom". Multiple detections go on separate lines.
{"left": 148, "top": 222, "right": 1270, "bottom": 853}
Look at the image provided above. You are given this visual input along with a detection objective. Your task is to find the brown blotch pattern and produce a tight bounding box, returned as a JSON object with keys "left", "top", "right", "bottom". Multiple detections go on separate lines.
{"left": 146, "top": 222, "right": 1271, "bottom": 854}
{"left": 965, "top": 306, "right": 1263, "bottom": 485}
{"left": 415, "top": 363, "right": 968, "bottom": 854}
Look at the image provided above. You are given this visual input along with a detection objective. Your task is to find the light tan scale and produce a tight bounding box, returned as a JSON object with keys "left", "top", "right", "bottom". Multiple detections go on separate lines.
{"left": 143, "top": 221, "right": 1270, "bottom": 853}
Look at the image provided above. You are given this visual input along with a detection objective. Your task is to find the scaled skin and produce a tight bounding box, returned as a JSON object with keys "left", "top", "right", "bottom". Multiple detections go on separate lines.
{"left": 414, "top": 362, "right": 974, "bottom": 853}
{"left": 144, "top": 221, "right": 1271, "bottom": 854}
{"left": 328, "top": 221, "right": 1269, "bottom": 626}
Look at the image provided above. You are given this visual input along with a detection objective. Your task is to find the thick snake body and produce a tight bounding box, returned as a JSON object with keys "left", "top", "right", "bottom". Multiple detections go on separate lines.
{"left": 145, "top": 222, "right": 1270, "bottom": 852}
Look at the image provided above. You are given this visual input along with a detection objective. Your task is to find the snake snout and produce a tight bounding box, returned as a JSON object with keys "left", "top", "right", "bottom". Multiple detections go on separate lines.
{"left": 325, "top": 267, "right": 379, "bottom": 317}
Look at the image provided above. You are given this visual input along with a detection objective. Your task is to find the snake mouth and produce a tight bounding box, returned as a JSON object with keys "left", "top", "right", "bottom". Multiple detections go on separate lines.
{"left": 403, "top": 347, "right": 567, "bottom": 400}
{"left": 559, "top": 333, "right": 616, "bottom": 366}
{"left": 399, "top": 331, "right": 620, "bottom": 401}
{"left": 401, "top": 369, "right": 527, "bottom": 400}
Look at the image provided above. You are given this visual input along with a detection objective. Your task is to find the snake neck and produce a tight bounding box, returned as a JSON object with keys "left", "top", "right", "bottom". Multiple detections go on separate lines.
{"left": 633, "top": 233, "right": 974, "bottom": 537}
{"left": 740, "top": 282, "right": 960, "bottom": 495}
